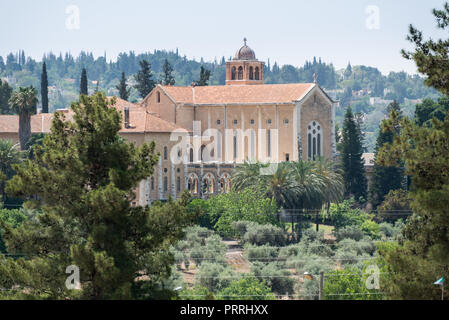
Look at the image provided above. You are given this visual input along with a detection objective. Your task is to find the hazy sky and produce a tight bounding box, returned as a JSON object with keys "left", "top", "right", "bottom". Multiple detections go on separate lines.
{"left": 1, "top": 0, "right": 448, "bottom": 74}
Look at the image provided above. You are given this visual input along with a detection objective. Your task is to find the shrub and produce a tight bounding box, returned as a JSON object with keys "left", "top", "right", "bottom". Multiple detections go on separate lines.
{"left": 242, "top": 223, "right": 287, "bottom": 246}
{"left": 187, "top": 198, "right": 215, "bottom": 229}
{"left": 243, "top": 244, "right": 278, "bottom": 262}
{"left": 337, "top": 238, "right": 376, "bottom": 256}
{"left": 184, "top": 226, "right": 214, "bottom": 247}
{"left": 377, "top": 189, "right": 411, "bottom": 222}
{"left": 0, "top": 208, "right": 27, "bottom": 253}
{"left": 297, "top": 256, "right": 334, "bottom": 276}
{"left": 250, "top": 262, "right": 295, "bottom": 296}
{"left": 323, "top": 267, "right": 383, "bottom": 300}
{"left": 217, "top": 277, "right": 276, "bottom": 300}
{"left": 299, "top": 279, "right": 319, "bottom": 300}
{"left": 190, "top": 234, "right": 227, "bottom": 267}
{"left": 379, "top": 220, "right": 405, "bottom": 239}
{"left": 210, "top": 187, "right": 279, "bottom": 237}
{"left": 179, "top": 286, "right": 215, "bottom": 300}
{"left": 360, "top": 220, "right": 381, "bottom": 239}
{"left": 335, "top": 225, "right": 364, "bottom": 241}
{"left": 195, "top": 262, "right": 237, "bottom": 293}
{"left": 327, "top": 198, "right": 371, "bottom": 229}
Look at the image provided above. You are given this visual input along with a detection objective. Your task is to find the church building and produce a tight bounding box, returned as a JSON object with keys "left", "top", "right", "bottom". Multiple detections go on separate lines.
{"left": 0, "top": 39, "right": 337, "bottom": 205}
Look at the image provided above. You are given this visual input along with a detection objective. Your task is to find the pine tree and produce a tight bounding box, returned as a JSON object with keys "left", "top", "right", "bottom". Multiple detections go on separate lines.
{"left": 41, "top": 62, "right": 49, "bottom": 113}
{"left": 196, "top": 66, "right": 211, "bottom": 86}
{"left": 341, "top": 106, "right": 367, "bottom": 201}
{"left": 134, "top": 60, "right": 155, "bottom": 99}
{"left": 80, "top": 68, "right": 88, "bottom": 95}
{"left": 161, "top": 59, "right": 175, "bottom": 86}
{"left": 370, "top": 101, "right": 404, "bottom": 208}
{"left": 1, "top": 92, "right": 195, "bottom": 299}
{"left": 377, "top": 3, "right": 449, "bottom": 299}
{"left": 116, "top": 72, "right": 131, "bottom": 101}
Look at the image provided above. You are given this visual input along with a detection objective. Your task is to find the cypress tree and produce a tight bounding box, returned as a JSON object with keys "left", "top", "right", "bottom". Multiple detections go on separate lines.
{"left": 133, "top": 60, "right": 155, "bottom": 99}
{"left": 341, "top": 106, "right": 367, "bottom": 201}
{"left": 41, "top": 62, "right": 49, "bottom": 113}
{"left": 80, "top": 68, "right": 88, "bottom": 95}
{"left": 161, "top": 59, "right": 175, "bottom": 86}
{"left": 116, "top": 72, "right": 131, "bottom": 101}
{"left": 370, "top": 101, "right": 404, "bottom": 208}
{"left": 196, "top": 66, "right": 211, "bottom": 86}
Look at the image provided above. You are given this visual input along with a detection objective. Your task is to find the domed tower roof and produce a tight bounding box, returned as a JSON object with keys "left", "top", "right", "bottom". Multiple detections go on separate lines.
{"left": 234, "top": 38, "right": 256, "bottom": 60}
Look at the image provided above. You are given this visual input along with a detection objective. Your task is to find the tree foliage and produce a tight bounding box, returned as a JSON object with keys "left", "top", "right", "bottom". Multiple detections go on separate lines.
{"left": 134, "top": 60, "right": 155, "bottom": 99}
{"left": 8, "top": 86, "right": 38, "bottom": 150}
{"left": 161, "top": 59, "right": 175, "bottom": 86}
{"left": 370, "top": 101, "right": 405, "bottom": 208}
{"left": 0, "top": 79, "right": 13, "bottom": 114}
{"left": 0, "top": 92, "right": 194, "bottom": 299}
{"left": 41, "top": 62, "right": 48, "bottom": 113}
{"left": 80, "top": 68, "right": 88, "bottom": 95}
{"left": 341, "top": 106, "right": 367, "bottom": 201}
{"left": 115, "top": 72, "right": 131, "bottom": 101}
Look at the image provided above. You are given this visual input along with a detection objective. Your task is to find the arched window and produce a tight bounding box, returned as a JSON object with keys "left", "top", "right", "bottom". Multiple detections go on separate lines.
{"left": 255, "top": 67, "right": 260, "bottom": 80}
{"left": 238, "top": 66, "right": 243, "bottom": 80}
{"left": 203, "top": 173, "right": 215, "bottom": 194}
{"left": 307, "top": 121, "right": 322, "bottom": 160}
{"left": 231, "top": 66, "right": 236, "bottom": 80}
{"left": 177, "top": 176, "right": 181, "bottom": 192}
{"left": 219, "top": 173, "right": 231, "bottom": 193}
{"left": 249, "top": 66, "right": 254, "bottom": 80}
{"left": 151, "top": 177, "right": 154, "bottom": 190}
{"left": 163, "top": 176, "right": 168, "bottom": 192}
{"left": 187, "top": 173, "right": 199, "bottom": 194}
{"left": 163, "top": 146, "right": 168, "bottom": 160}
{"left": 157, "top": 91, "right": 161, "bottom": 103}
{"left": 189, "top": 148, "right": 194, "bottom": 163}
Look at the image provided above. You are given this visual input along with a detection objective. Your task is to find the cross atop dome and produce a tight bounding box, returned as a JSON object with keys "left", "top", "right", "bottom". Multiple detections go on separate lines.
{"left": 244, "top": 37, "right": 247, "bottom": 46}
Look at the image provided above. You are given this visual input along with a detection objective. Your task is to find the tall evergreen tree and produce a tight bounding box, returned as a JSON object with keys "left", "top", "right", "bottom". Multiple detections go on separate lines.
{"left": 41, "top": 62, "right": 49, "bottom": 113}
{"left": 1, "top": 93, "right": 194, "bottom": 299}
{"left": 370, "top": 101, "right": 404, "bottom": 208}
{"left": 196, "top": 66, "right": 211, "bottom": 86}
{"left": 0, "top": 79, "right": 13, "bottom": 115}
{"left": 344, "top": 62, "right": 352, "bottom": 79}
{"left": 116, "top": 72, "right": 131, "bottom": 101}
{"left": 134, "top": 60, "right": 155, "bottom": 99}
{"left": 80, "top": 68, "right": 88, "bottom": 95}
{"left": 341, "top": 106, "right": 367, "bottom": 201}
{"left": 161, "top": 59, "right": 175, "bottom": 86}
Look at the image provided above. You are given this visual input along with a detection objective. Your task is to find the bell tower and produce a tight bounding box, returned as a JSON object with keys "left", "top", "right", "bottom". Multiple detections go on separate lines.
{"left": 226, "top": 38, "right": 265, "bottom": 85}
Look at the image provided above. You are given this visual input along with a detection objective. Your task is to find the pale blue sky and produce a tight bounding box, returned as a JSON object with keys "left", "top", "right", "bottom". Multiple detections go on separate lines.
{"left": 0, "top": 0, "right": 447, "bottom": 74}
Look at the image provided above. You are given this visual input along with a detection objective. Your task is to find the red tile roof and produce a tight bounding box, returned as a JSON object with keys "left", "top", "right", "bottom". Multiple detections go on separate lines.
{"left": 159, "top": 83, "right": 316, "bottom": 105}
{"left": 0, "top": 97, "right": 186, "bottom": 135}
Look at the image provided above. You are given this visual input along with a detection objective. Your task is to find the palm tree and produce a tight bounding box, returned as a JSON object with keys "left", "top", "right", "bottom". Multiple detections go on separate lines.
{"left": 9, "top": 86, "right": 38, "bottom": 150}
{"left": 289, "top": 160, "right": 326, "bottom": 209}
{"left": 0, "top": 139, "right": 22, "bottom": 201}
{"left": 232, "top": 159, "right": 345, "bottom": 211}
{"left": 231, "top": 161, "right": 267, "bottom": 191}
{"left": 314, "top": 157, "right": 344, "bottom": 205}
{"left": 263, "top": 162, "right": 298, "bottom": 209}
